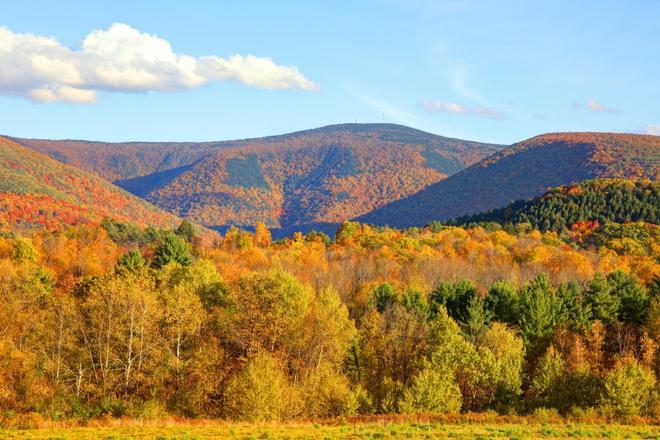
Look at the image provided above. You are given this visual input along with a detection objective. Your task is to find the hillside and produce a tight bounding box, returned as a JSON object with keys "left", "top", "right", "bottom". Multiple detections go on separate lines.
{"left": 12, "top": 124, "right": 501, "bottom": 231}
{"left": 357, "top": 132, "right": 660, "bottom": 228}
{"left": 0, "top": 136, "right": 182, "bottom": 232}
{"left": 450, "top": 179, "right": 660, "bottom": 232}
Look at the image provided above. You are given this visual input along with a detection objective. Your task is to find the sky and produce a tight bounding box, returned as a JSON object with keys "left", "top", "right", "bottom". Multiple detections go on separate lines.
{"left": 0, "top": 0, "right": 658, "bottom": 144}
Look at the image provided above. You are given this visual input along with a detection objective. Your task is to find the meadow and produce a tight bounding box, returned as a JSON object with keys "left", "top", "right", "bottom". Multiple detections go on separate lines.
{"left": 1, "top": 417, "right": 659, "bottom": 439}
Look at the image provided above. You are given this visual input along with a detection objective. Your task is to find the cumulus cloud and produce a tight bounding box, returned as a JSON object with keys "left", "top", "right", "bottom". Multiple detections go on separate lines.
{"left": 197, "top": 55, "right": 317, "bottom": 91}
{"left": 586, "top": 99, "right": 617, "bottom": 113}
{"left": 0, "top": 23, "right": 317, "bottom": 103}
{"left": 27, "top": 85, "right": 97, "bottom": 104}
{"left": 643, "top": 124, "right": 660, "bottom": 135}
{"left": 420, "top": 99, "right": 504, "bottom": 119}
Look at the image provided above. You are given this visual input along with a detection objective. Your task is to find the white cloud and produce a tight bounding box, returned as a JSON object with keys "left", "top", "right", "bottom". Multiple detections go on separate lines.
{"left": 643, "top": 124, "right": 660, "bottom": 135}
{"left": 28, "top": 85, "right": 97, "bottom": 104}
{"left": 586, "top": 99, "right": 617, "bottom": 113}
{"left": 420, "top": 99, "right": 504, "bottom": 119}
{"left": 198, "top": 55, "right": 318, "bottom": 91}
{"left": 474, "top": 106, "right": 504, "bottom": 119}
{"left": 420, "top": 99, "right": 468, "bottom": 114}
{"left": 0, "top": 23, "right": 317, "bottom": 103}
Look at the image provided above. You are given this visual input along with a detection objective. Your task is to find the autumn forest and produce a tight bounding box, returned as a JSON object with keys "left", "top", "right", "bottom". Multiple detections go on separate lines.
{"left": 1, "top": 209, "right": 658, "bottom": 425}
{"left": 0, "top": 125, "right": 657, "bottom": 435}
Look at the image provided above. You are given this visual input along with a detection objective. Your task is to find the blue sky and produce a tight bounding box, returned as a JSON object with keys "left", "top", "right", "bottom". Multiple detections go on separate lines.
{"left": 0, "top": 0, "right": 658, "bottom": 144}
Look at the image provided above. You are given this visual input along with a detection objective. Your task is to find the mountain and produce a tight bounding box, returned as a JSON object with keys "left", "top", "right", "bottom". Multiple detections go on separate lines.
{"left": 12, "top": 124, "right": 502, "bottom": 231}
{"left": 357, "top": 132, "right": 660, "bottom": 228}
{"left": 0, "top": 136, "right": 182, "bottom": 232}
{"left": 450, "top": 179, "right": 660, "bottom": 232}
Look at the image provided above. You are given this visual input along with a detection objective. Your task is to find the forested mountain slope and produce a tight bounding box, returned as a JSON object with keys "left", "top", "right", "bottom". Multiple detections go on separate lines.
{"left": 0, "top": 136, "right": 182, "bottom": 232}
{"left": 12, "top": 124, "right": 501, "bottom": 230}
{"left": 451, "top": 179, "right": 660, "bottom": 232}
{"left": 358, "top": 133, "right": 660, "bottom": 228}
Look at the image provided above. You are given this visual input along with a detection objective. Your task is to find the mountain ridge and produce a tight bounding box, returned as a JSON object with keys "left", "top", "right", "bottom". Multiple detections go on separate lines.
{"left": 11, "top": 124, "right": 502, "bottom": 230}
{"left": 356, "top": 132, "right": 660, "bottom": 228}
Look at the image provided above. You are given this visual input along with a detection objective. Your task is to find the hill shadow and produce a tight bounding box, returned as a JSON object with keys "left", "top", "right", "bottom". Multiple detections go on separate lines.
{"left": 115, "top": 164, "right": 193, "bottom": 197}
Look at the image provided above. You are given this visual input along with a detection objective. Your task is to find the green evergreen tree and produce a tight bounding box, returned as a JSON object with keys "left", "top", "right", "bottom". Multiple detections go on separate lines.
{"left": 516, "top": 274, "right": 562, "bottom": 356}
{"left": 152, "top": 233, "right": 193, "bottom": 269}
{"left": 556, "top": 280, "right": 592, "bottom": 330}
{"left": 116, "top": 250, "right": 146, "bottom": 274}
{"left": 371, "top": 283, "right": 397, "bottom": 313}
{"left": 606, "top": 271, "right": 650, "bottom": 324}
{"left": 401, "top": 288, "right": 429, "bottom": 315}
{"left": 586, "top": 274, "right": 620, "bottom": 324}
{"left": 430, "top": 279, "right": 477, "bottom": 323}
{"left": 463, "top": 296, "right": 492, "bottom": 342}
{"left": 485, "top": 280, "right": 519, "bottom": 325}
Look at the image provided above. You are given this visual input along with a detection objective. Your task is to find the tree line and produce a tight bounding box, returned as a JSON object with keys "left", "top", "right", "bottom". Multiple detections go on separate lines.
{"left": 0, "top": 218, "right": 658, "bottom": 424}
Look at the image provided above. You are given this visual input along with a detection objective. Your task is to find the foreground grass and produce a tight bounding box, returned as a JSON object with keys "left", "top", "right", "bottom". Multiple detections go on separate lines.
{"left": 2, "top": 420, "right": 659, "bottom": 440}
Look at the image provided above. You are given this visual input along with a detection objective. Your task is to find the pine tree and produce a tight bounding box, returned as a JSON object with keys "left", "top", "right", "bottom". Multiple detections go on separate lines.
{"left": 152, "top": 233, "right": 193, "bottom": 269}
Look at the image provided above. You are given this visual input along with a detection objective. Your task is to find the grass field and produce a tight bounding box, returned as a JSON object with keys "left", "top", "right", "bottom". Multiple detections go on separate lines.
{"left": 2, "top": 420, "right": 659, "bottom": 439}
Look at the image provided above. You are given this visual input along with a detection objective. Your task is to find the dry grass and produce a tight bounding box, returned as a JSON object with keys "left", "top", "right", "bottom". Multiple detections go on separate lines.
{"left": 1, "top": 415, "right": 659, "bottom": 439}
